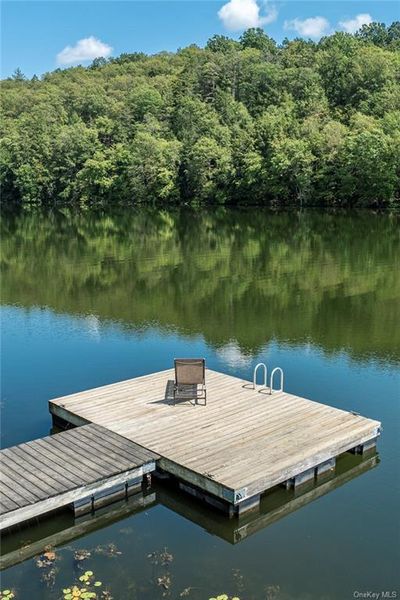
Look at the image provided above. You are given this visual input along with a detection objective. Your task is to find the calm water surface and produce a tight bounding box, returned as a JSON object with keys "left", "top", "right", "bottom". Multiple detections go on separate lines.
{"left": 1, "top": 208, "right": 399, "bottom": 599}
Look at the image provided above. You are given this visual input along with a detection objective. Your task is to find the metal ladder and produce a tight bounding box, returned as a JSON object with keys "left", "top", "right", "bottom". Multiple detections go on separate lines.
{"left": 253, "top": 363, "right": 284, "bottom": 394}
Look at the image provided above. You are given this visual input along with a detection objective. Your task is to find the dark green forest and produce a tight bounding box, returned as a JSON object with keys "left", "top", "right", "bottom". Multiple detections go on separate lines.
{"left": 1, "top": 23, "right": 400, "bottom": 207}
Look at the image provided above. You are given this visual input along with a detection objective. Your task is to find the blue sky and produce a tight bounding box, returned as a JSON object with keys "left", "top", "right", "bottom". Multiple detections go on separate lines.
{"left": 1, "top": 1, "right": 399, "bottom": 78}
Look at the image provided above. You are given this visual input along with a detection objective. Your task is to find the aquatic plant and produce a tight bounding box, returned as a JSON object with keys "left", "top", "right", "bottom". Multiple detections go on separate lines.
{"left": 0, "top": 590, "right": 15, "bottom": 600}
{"left": 74, "top": 548, "right": 92, "bottom": 562}
{"left": 94, "top": 543, "right": 122, "bottom": 557}
{"left": 147, "top": 547, "right": 173, "bottom": 566}
{"left": 62, "top": 571, "right": 108, "bottom": 600}
{"left": 35, "top": 546, "right": 59, "bottom": 588}
{"left": 147, "top": 546, "right": 175, "bottom": 596}
{"left": 209, "top": 595, "right": 240, "bottom": 600}
{"left": 36, "top": 548, "right": 57, "bottom": 568}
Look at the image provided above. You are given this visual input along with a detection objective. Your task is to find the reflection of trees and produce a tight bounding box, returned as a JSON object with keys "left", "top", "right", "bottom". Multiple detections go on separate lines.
{"left": 1, "top": 209, "right": 399, "bottom": 363}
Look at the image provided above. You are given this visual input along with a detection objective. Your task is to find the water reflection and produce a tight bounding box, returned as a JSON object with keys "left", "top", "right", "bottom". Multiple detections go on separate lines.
{"left": 0, "top": 450, "right": 378, "bottom": 570}
{"left": 1, "top": 208, "right": 398, "bottom": 599}
{"left": 216, "top": 341, "right": 253, "bottom": 368}
{"left": 1, "top": 208, "right": 399, "bottom": 364}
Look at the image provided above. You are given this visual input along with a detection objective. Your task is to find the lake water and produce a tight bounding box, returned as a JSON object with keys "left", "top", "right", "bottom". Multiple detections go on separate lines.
{"left": 1, "top": 208, "right": 399, "bottom": 599}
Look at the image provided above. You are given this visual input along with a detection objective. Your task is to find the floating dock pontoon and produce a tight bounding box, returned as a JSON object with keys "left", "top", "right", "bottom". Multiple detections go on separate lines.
{"left": 46, "top": 368, "right": 381, "bottom": 516}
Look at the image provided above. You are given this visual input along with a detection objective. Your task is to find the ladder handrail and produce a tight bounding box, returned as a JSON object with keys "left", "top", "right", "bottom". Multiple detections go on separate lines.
{"left": 270, "top": 367, "right": 284, "bottom": 394}
{"left": 253, "top": 363, "right": 267, "bottom": 389}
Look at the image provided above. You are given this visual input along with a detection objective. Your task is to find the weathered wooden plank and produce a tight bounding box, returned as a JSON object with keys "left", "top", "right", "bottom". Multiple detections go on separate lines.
{"left": 203, "top": 415, "right": 375, "bottom": 483}
{"left": 48, "top": 368, "right": 381, "bottom": 512}
{"left": 69, "top": 427, "right": 144, "bottom": 467}
{"left": 0, "top": 463, "right": 43, "bottom": 504}
{"left": 0, "top": 494, "right": 20, "bottom": 513}
{"left": 0, "top": 423, "right": 158, "bottom": 529}
{"left": 33, "top": 438, "right": 101, "bottom": 480}
{"left": 0, "top": 457, "right": 59, "bottom": 499}
{"left": 234, "top": 427, "right": 380, "bottom": 501}
{"left": 38, "top": 435, "right": 113, "bottom": 477}
{"left": 1, "top": 446, "right": 73, "bottom": 493}
{"left": 89, "top": 424, "right": 158, "bottom": 462}
{"left": 0, "top": 479, "right": 32, "bottom": 507}
{"left": 0, "top": 465, "right": 147, "bottom": 531}
{"left": 51, "top": 370, "right": 171, "bottom": 408}
{"left": 23, "top": 440, "right": 85, "bottom": 486}
{"left": 167, "top": 401, "right": 346, "bottom": 463}
{"left": 60, "top": 428, "right": 138, "bottom": 472}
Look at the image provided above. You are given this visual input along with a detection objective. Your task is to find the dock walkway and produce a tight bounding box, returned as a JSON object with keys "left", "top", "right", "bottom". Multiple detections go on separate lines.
{"left": 0, "top": 452, "right": 377, "bottom": 569}
{"left": 49, "top": 368, "right": 381, "bottom": 514}
{"left": 0, "top": 423, "right": 158, "bottom": 531}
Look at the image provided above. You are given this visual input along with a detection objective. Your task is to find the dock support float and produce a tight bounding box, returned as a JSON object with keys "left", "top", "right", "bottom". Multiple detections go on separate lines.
{"left": 236, "top": 494, "right": 261, "bottom": 516}
{"left": 285, "top": 458, "right": 336, "bottom": 490}
{"left": 349, "top": 437, "right": 378, "bottom": 455}
{"left": 73, "top": 475, "right": 144, "bottom": 517}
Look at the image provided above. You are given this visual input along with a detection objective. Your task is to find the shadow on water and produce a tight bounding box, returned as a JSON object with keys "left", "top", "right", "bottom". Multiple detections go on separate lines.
{"left": 0, "top": 450, "right": 379, "bottom": 570}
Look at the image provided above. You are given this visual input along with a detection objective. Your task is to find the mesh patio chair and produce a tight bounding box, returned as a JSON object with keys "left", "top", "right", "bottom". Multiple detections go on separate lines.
{"left": 173, "top": 358, "right": 207, "bottom": 404}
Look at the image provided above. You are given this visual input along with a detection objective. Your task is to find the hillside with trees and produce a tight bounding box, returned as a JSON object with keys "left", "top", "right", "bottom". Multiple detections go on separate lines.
{"left": 1, "top": 23, "right": 400, "bottom": 207}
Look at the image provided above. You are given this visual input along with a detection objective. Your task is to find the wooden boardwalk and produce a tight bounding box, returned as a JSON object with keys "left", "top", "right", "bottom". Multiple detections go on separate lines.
{"left": 0, "top": 424, "right": 157, "bottom": 531}
{"left": 0, "top": 452, "right": 377, "bottom": 569}
{"left": 49, "top": 368, "right": 381, "bottom": 514}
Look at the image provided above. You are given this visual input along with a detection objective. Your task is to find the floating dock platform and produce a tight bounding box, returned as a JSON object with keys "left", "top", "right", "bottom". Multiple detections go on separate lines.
{"left": 0, "top": 423, "right": 157, "bottom": 531}
{"left": 47, "top": 368, "right": 381, "bottom": 516}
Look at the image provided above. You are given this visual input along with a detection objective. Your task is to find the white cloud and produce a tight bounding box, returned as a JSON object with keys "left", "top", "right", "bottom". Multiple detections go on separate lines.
{"left": 339, "top": 13, "right": 372, "bottom": 34}
{"left": 218, "top": 0, "right": 277, "bottom": 32}
{"left": 284, "top": 16, "right": 330, "bottom": 39}
{"left": 57, "top": 36, "right": 113, "bottom": 66}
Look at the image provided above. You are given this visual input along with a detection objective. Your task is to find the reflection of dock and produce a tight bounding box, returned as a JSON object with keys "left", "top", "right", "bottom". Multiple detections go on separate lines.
{"left": 49, "top": 368, "right": 381, "bottom": 516}
{"left": 0, "top": 490, "right": 156, "bottom": 570}
{"left": 0, "top": 452, "right": 378, "bottom": 569}
{"left": 157, "top": 452, "right": 379, "bottom": 544}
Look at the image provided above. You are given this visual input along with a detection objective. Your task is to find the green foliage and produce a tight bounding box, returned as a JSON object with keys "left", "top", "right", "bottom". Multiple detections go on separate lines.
{"left": 240, "top": 27, "right": 276, "bottom": 55}
{"left": 206, "top": 35, "right": 240, "bottom": 54}
{"left": 62, "top": 570, "right": 106, "bottom": 599}
{"left": 0, "top": 590, "right": 15, "bottom": 600}
{"left": 209, "top": 595, "right": 240, "bottom": 600}
{"left": 1, "top": 23, "right": 399, "bottom": 207}
{"left": 356, "top": 21, "right": 400, "bottom": 48}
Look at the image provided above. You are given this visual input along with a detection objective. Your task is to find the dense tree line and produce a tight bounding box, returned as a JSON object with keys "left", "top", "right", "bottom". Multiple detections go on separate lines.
{"left": 1, "top": 22, "right": 400, "bottom": 207}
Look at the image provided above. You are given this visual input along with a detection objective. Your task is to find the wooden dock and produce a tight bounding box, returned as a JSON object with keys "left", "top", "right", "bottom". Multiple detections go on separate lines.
{"left": 0, "top": 423, "right": 157, "bottom": 531}
{"left": 49, "top": 368, "right": 381, "bottom": 515}
{"left": 0, "top": 452, "right": 377, "bottom": 569}
{"left": 157, "top": 452, "right": 379, "bottom": 544}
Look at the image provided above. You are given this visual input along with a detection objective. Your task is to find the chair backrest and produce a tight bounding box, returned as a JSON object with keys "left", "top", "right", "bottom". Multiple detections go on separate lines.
{"left": 174, "top": 358, "right": 205, "bottom": 385}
